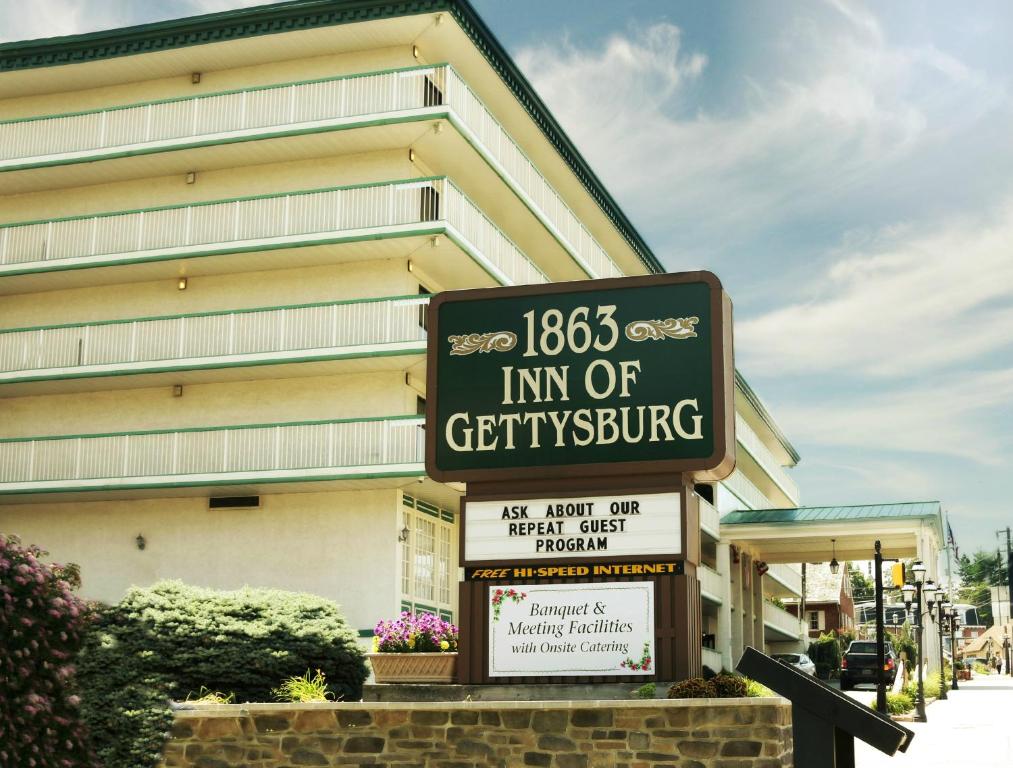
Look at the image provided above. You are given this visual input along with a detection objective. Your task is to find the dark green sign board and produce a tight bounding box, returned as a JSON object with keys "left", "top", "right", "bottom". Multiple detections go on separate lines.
{"left": 425, "top": 272, "right": 734, "bottom": 483}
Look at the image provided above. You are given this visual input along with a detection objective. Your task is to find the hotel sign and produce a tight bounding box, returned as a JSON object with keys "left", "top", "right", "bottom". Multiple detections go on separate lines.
{"left": 487, "top": 581, "right": 655, "bottom": 677}
{"left": 425, "top": 272, "right": 734, "bottom": 483}
{"left": 462, "top": 491, "right": 682, "bottom": 566}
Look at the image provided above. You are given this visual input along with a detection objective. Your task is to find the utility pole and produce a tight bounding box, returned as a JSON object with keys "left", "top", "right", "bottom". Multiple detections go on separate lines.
{"left": 874, "top": 541, "right": 887, "bottom": 714}
{"left": 996, "top": 528, "right": 1012, "bottom": 631}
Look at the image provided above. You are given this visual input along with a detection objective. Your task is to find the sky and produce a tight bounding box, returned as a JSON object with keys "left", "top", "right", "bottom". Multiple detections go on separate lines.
{"left": 2, "top": 0, "right": 1011, "bottom": 557}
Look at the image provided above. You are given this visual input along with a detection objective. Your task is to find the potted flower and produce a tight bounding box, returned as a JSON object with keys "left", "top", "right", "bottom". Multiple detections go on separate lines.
{"left": 368, "top": 612, "right": 459, "bottom": 684}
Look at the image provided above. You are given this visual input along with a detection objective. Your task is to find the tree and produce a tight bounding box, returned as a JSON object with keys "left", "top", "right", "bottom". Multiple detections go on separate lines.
{"left": 849, "top": 564, "right": 875, "bottom": 602}
{"left": 957, "top": 550, "right": 1006, "bottom": 586}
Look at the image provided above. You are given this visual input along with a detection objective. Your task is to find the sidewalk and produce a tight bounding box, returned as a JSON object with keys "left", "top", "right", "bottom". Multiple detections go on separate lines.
{"left": 856, "top": 674, "right": 1013, "bottom": 767}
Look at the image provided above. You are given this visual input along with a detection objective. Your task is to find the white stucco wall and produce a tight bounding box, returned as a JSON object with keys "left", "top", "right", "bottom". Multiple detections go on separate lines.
{"left": 0, "top": 488, "right": 405, "bottom": 632}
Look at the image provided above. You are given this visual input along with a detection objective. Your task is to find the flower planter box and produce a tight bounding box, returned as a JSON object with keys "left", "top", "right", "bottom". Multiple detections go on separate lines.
{"left": 958, "top": 669, "right": 972, "bottom": 680}
{"left": 368, "top": 652, "right": 457, "bottom": 684}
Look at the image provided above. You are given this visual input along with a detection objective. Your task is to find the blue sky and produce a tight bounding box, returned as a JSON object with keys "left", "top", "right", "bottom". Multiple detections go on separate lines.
{"left": 3, "top": 1, "right": 1011, "bottom": 556}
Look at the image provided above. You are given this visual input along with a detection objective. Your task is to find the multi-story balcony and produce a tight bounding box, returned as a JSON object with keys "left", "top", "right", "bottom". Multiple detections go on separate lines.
{"left": 735, "top": 413, "right": 799, "bottom": 504}
{"left": 0, "top": 64, "right": 624, "bottom": 281}
{"left": 0, "top": 415, "right": 424, "bottom": 500}
{"left": 763, "top": 600, "right": 803, "bottom": 642}
{"left": 0, "top": 294, "right": 429, "bottom": 395}
{"left": 0, "top": 177, "right": 546, "bottom": 294}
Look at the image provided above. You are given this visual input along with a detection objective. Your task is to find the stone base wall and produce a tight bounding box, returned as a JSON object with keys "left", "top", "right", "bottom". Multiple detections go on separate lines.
{"left": 163, "top": 698, "right": 792, "bottom": 768}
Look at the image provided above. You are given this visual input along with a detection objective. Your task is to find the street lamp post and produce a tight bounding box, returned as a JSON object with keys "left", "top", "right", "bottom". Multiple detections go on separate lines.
{"left": 1005, "top": 627, "right": 1011, "bottom": 677}
{"left": 949, "top": 610, "right": 959, "bottom": 690}
{"left": 932, "top": 597, "right": 948, "bottom": 701}
{"left": 902, "top": 561, "right": 930, "bottom": 722}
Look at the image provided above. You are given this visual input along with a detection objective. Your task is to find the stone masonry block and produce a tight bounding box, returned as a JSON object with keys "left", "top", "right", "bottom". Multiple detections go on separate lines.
{"left": 572, "top": 710, "right": 613, "bottom": 728}
{"left": 337, "top": 711, "right": 373, "bottom": 728}
{"left": 343, "top": 736, "right": 386, "bottom": 753}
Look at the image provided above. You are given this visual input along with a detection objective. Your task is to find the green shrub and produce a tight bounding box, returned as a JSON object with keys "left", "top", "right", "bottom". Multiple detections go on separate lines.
{"left": 871, "top": 691, "right": 914, "bottom": 715}
{"left": 667, "top": 677, "right": 715, "bottom": 698}
{"left": 808, "top": 633, "right": 842, "bottom": 677}
{"left": 710, "top": 673, "right": 747, "bottom": 698}
{"left": 0, "top": 535, "right": 98, "bottom": 768}
{"left": 745, "top": 678, "right": 776, "bottom": 697}
{"left": 973, "top": 662, "right": 989, "bottom": 675}
{"left": 77, "top": 607, "right": 175, "bottom": 768}
{"left": 902, "top": 676, "right": 941, "bottom": 701}
{"left": 632, "top": 682, "right": 656, "bottom": 699}
{"left": 273, "top": 669, "right": 333, "bottom": 703}
{"left": 77, "top": 581, "right": 368, "bottom": 768}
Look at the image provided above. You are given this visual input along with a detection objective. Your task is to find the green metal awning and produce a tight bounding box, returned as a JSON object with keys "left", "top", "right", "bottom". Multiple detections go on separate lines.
{"left": 721, "top": 501, "right": 941, "bottom": 526}
{"left": 719, "top": 501, "right": 944, "bottom": 564}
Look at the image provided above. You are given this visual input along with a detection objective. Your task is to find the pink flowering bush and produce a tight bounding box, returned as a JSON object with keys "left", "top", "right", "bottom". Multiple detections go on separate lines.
{"left": 0, "top": 534, "right": 97, "bottom": 768}
{"left": 372, "top": 612, "right": 459, "bottom": 653}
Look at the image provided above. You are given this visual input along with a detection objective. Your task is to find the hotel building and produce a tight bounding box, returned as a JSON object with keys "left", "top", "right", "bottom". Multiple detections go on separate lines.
{"left": 0, "top": 0, "right": 941, "bottom": 672}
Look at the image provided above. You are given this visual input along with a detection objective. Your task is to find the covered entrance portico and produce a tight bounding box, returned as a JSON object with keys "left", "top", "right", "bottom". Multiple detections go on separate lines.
{"left": 719, "top": 502, "right": 945, "bottom": 672}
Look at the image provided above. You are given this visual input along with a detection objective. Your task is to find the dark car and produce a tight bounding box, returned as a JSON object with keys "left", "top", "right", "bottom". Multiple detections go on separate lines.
{"left": 840, "top": 640, "right": 897, "bottom": 690}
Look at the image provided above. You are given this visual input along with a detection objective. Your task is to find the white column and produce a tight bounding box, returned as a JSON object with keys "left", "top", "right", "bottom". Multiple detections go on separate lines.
{"left": 717, "top": 543, "right": 734, "bottom": 671}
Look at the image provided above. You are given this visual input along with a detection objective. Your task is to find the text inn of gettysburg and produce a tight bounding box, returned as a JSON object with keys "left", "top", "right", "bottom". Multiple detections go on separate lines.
{"left": 0, "top": 0, "right": 943, "bottom": 673}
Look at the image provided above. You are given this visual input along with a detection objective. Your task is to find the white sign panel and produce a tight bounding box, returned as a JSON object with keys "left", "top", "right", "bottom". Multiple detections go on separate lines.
{"left": 464, "top": 492, "right": 682, "bottom": 563}
{"left": 488, "top": 581, "right": 655, "bottom": 677}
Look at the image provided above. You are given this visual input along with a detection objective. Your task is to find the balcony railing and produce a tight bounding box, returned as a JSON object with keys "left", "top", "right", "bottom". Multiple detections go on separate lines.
{"left": 0, "top": 294, "right": 429, "bottom": 382}
{"left": 0, "top": 64, "right": 623, "bottom": 280}
{"left": 766, "top": 563, "right": 803, "bottom": 597}
{"left": 722, "top": 469, "right": 772, "bottom": 511}
{"left": 701, "top": 647, "right": 723, "bottom": 672}
{"left": 0, "top": 177, "right": 547, "bottom": 286}
{"left": 0, "top": 416, "right": 424, "bottom": 493}
{"left": 699, "top": 564, "right": 725, "bottom": 604}
{"left": 763, "top": 601, "right": 802, "bottom": 640}
{"left": 699, "top": 497, "right": 721, "bottom": 539}
{"left": 736, "top": 413, "right": 799, "bottom": 503}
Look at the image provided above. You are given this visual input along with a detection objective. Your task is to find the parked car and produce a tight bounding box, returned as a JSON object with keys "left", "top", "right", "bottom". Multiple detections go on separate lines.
{"left": 840, "top": 640, "right": 897, "bottom": 690}
{"left": 772, "top": 653, "right": 816, "bottom": 675}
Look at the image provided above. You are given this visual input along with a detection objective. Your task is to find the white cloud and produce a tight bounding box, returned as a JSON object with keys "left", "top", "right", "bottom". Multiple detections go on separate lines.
{"left": 0, "top": 0, "right": 105, "bottom": 42}
{"left": 514, "top": 13, "right": 1000, "bottom": 249}
{"left": 0, "top": 0, "right": 284, "bottom": 43}
{"left": 775, "top": 367, "right": 1013, "bottom": 463}
{"left": 738, "top": 201, "right": 1013, "bottom": 377}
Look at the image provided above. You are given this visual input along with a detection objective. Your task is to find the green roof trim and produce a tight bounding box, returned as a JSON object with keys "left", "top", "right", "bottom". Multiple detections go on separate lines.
{"left": 0, "top": 0, "right": 663, "bottom": 276}
{"left": 720, "top": 501, "right": 942, "bottom": 526}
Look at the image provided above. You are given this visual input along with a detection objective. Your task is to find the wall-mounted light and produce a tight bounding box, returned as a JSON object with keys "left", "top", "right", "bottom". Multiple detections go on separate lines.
{"left": 409, "top": 148, "right": 416, "bottom": 163}
{"left": 412, "top": 44, "right": 420, "bottom": 60}
{"left": 398, "top": 525, "right": 410, "bottom": 543}
{"left": 407, "top": 260, "right": 414, "bottom": 273}
{"left": 177, "top": 277, "right": 188, "bottom": 290}
{"left": 829, "top": 538, "right": 839, "bottom": 575}
{"left": 191, "top": 72, "right": 202, "bottom": 85}
{"left": 430, "top": 236, "right": 440, "bottom": 248}
{"left": 172, "top": 384, "right": 183, "bottom": 397}
{"left": 136, "top": 533, "right": 146, "bottom": 550}
{"left": 185, "top": 171, "right": 197, "bottom": 185}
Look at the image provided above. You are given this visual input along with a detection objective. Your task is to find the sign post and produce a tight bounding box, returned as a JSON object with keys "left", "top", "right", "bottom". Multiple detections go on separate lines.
{"left": 425, "top": 271, "right": 734, "bottom": 684}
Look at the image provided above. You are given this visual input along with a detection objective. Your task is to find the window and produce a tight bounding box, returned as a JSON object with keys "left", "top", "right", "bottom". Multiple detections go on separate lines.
{"left": 400, "top": 493, "right": 456, "bottom": 621}
{"left": 808, "top": 611, "right": 820, "bottom": 630}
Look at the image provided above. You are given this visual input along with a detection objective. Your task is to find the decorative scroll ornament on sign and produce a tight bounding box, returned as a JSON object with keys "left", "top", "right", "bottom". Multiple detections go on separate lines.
{"left": 448, "top": 331, "right": 518, "bottom": 356}
{"left": 624, "top": 317, "right": 699, "bottom": 342}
